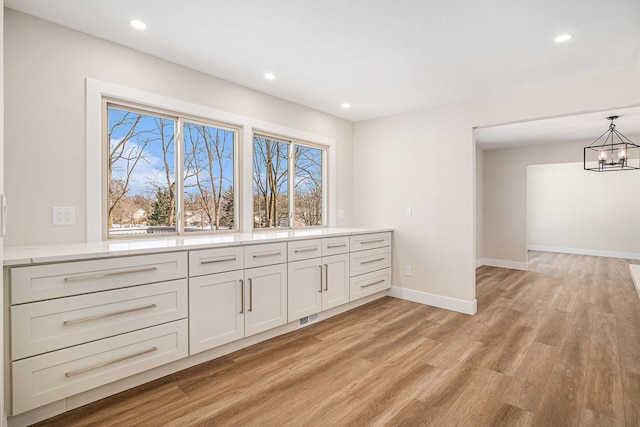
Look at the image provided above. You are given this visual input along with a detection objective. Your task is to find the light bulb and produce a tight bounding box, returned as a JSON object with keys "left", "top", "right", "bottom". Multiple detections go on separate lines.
{"left": 619, "top": 148, "right": 627, "bottom": 160}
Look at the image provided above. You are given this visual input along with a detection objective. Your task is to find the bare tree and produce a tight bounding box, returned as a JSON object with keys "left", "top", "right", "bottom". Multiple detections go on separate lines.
{"left": 253, "top": 137, "right": 288, "bottom": 227}
{"left": 184, "top": 124, "right": 234, "bottom": 230}
{"left": 294, "top": 145, "right": 322, "bottom": 226}
{"left": 107, "top": 111, "right": 149, "bottom": 228}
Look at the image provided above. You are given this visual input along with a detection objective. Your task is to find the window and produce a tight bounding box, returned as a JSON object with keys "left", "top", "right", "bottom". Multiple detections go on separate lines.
{"left": 253, "top": 134, "right": 325, "bottom": 229}
{"left": 106, "top": 102, "right": 237, "bottom": 237}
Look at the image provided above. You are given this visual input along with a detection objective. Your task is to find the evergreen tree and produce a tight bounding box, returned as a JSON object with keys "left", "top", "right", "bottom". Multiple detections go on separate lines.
{"left": 148, "top": 188, "right": 172, "bottom": 226}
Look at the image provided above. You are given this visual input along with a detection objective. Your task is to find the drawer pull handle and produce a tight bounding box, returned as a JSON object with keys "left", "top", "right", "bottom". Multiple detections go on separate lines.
{"left": 65, "top": 346, "right": 158, "bottom": 377}
{"left": 248, "top": 278, "right": 253, "bottom": 312}
{"left": 252, "top": 250, "right": 281, "bottom": 258}
{"left": 324, "top": 264, "right": 329, "bottom": 291}
{"left": 294, "top": 247, "right": 318, "bottom": 253}
{"left": 201, "top": 256, "right": 237, "bottom": 265}
{"left": 319, "top": 265, "right": 323, "bottom": 293}
{"left": 360, "top": 257, "right": 385, "bottom": 265}
{"left": 361, "top": 279, "right": 385, "bottom": 288}
{"left": 326, "top": 243, "right": 346, "bottom": 249}
{"left": 63, "top": 304, "right": 157, "bottom": 326}
{"left": 240, "top": 279, "right": 245, "bottom": 314}
{"left": 64, "top": 266, "right": 158, "bottom": 283}
{"left": 361, "top": 238, "right": 385, "bottom": 244}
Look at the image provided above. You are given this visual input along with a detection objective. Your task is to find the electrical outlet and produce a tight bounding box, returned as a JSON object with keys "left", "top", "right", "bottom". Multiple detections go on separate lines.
{"left": 338, "top": 209, "right": 345, "bottom": 219}
{"left": 404, "top": 265, "right": 412, "bottom": 276}
{"left": 404, "top": 206, "right": 412, "bottom": 218}
{"left": 53, "top": 207, "right": 76, "bottom": 225}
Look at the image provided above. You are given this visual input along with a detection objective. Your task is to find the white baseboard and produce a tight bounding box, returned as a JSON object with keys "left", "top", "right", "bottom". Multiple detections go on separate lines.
{"left": 630, "top": 264, "right": 640, "bottom": 299}
{"left": 527, "top": 245, "right": 640, "bottom": 260}
{"left": 481, "top": 258, "right": 528, "bottom": 271}
{"left": 387, "top": 286, "right": 477, "bottom": 315}
{"left": 475, "top": 258, "right": 485, "bottom": 268}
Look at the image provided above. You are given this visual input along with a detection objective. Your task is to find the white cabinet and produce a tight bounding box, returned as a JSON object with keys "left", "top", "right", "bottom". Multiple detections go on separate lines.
{"left": 11, "top": 252, "right": 188, "bottom": 304}
{"left": 288, "top": 258, "right": 322, "bottom": 321}
{"left": 8, "top": 252, "right": 189, "bottom": 415}
{"left": 12, "top": 279, "right": 187, "bottom": 360}
{"left": 350, "top": 232, "right": 391, "bottom": 252}
{"left": 287, "top": 237, "right": 350, "bottom": 322}
{"left": 349, "top": 233, "right": 392, "bottom": 301}
{"left": 12, "top": 320, "right": 188, "bottom": 415}
{"left": 244, "top": 264, "right": 288, "bottom": 336}
{"left": 189, "top": 246, "right": 244, "bottom": 277}
{"left": 189, "top": 245, "right": 287, "bottom": 355}
{"left": 321, "top": 253, "right": 350, "bottom": 311}
{"left": 349, "top": 246, "right": 391, "bottom": 277}
{"left": 5, "top": 230, "right": 392, "bottom": 419}
{"left": 189, "top": 270, "right": 244, "bottom": 354}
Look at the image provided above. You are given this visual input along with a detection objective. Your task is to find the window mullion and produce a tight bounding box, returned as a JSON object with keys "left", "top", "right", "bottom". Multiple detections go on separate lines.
{"left": 289, "top": 143, "right": 295, "bottom": 228}
{"left": 175, "top": 118, "right": 184, "bottom": 235}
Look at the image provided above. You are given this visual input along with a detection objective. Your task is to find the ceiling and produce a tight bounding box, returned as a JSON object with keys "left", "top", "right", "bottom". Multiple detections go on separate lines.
{"left": 6, "top": 0, "right": 640, "bottom": 126}
{"left": 475, "top": 106, "right": 640, "bottom": 150}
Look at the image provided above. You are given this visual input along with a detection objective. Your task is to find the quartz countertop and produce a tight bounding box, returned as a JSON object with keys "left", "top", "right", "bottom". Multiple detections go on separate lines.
{"left": 3, "top": 227, "right": 393, "bottom": 266}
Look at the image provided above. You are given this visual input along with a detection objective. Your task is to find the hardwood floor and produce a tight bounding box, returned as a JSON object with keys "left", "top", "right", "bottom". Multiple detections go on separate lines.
{"left": 32, "top": 251, "right": 640, "bottom": 426}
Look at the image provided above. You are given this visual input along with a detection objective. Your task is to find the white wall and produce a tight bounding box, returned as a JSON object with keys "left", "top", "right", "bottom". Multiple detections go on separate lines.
{"left": 4, "top": 10, "right": 355, "bottom": 246}
{"left": 528, "top": 162, "right": 640, "bottom": 258}
{"left": 354, "top": 70, "right": 640, "bottom": 310}
{"left": 475, "top": 148, "right": 484, "bottom": 264}
{"left": 1, "top": 4, "right": 5, "bottom": 426}
{"left": 483, "top": 136, "right": 640, "bottom": 267}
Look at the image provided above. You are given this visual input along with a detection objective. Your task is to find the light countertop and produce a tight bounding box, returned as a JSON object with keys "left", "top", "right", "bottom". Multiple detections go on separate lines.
{"left": 3, "top": 228, "right": 392, "bottom": 266}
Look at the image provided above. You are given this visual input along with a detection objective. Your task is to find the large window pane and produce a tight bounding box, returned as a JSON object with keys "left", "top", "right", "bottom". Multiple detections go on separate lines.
{"left": 107, "top": 107, "right": 176, "bottom": 236}
{"left": 294, "top": 145, "right": 323, "bottom": 226}
{"left": 183, "top": 123, "right": 235, "bottom": 231}
{"left": 253, "top": 136, "right": 289, "bottom": 228}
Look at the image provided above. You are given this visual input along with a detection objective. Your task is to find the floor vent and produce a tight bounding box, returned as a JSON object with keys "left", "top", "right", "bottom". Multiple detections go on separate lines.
{"left": 298, "top": 313, "right": 319, "bottom": 328}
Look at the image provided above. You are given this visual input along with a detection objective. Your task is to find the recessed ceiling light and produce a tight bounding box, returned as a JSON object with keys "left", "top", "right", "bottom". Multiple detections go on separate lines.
{"left": 341, "top": 103, "right": 351, "bottom": 109}
{"left": 130, "top": 20, "right": 147, "bottom": 30}
{"left": 554, "top": 33, "right": 573, "bottom": 43}
{"left": 264, "top": 73, "right": 276, "bottom": 80}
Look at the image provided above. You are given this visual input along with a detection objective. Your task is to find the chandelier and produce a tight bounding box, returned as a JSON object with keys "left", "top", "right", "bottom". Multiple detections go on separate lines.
{"left": 584, "top": 116, "right": 640, "bottom": 171}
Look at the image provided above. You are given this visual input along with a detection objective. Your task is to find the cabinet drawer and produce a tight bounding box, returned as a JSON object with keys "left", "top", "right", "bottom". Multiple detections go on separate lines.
{"left": 189, "top": 246, "right": 244, "bottom": 277}
{"left": 288, "top": 239, "right": 322, "bottom": 262}
{"left": 321, "top": 236, "right": 349, "bottom": 256}
{"left": 349, "top": 247, "right": 391, "bottom": 277}
{"left": 11, "top": 279, "right": 187, "bottom": 360}
{"left": 244, "top": 243, "right": 287, "bottom": 268}
{"left": 11, "top": 252, "right": 188, "bottom": 304}
{"left": 12, "top": 319, "right": 188, "bottom": 415}
{"left": 350, "top": 268, "right": 391, "bottom": 301}
{"left": 350, "top": 232, "right": 391, "bottom": 252}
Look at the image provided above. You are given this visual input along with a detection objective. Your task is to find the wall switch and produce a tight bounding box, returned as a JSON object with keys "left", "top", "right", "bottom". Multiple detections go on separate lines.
{"left": 53, "top": 207, "right": 76, "bottom": 225}
{"left": 404, "top": 206, "right": 412, "bottom": 218}
{"left": 338, "top": 209, "right": 345, "bottom": 219}
{"left": 404, "top": 265, "right": 412, "bottom": 276}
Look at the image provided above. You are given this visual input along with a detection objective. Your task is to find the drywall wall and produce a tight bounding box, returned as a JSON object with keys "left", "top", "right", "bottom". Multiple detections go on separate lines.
{"left": 527, "top": 162, "right": 640, "bottom": 257}
{"left": 354, "top": 70, "right": 640, "bottom": 308}
{"left": 483, "top": 137, "right": 640, "bottom": 266}
{"left": 475, "top": 148, "right": 484, "bottom": 264}
{"left": 4, "top": 10, "right": 354, "bottom": 246}
{"left": 1, "top": 4, "right": 5, "bottom": 426}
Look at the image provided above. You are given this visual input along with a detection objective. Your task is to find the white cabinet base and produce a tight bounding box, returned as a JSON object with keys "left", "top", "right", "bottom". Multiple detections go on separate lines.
{"left": 12, "top": 320, "right": 188, "bottom": 415}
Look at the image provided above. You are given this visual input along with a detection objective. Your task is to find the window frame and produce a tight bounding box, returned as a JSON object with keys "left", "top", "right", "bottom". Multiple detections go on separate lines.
{"left": 102, "top": 98, "right": 241, "bottom": 239}
{"left": 252, "top": 131, "right": 327, "bottom": 229}
{"left": 86, "top": 78, "right": 337, "bottom": 242}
